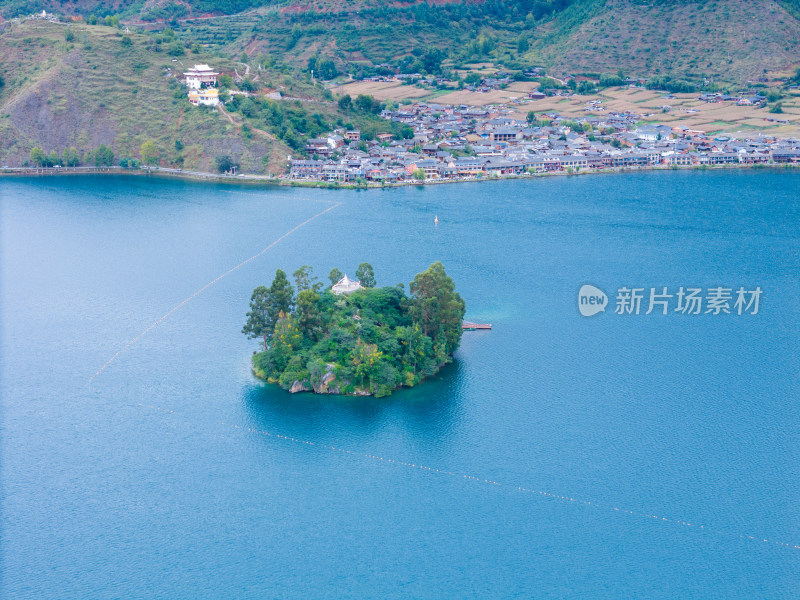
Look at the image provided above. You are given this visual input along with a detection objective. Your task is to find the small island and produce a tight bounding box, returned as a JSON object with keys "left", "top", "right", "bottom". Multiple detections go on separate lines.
{"left": 243, "top": 262, "right": 466, "bottom": 397}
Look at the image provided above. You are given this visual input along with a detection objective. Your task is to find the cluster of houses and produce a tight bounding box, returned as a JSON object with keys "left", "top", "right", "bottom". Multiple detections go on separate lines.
{"left": 288, "top": 102, "right": 800, "bottom": 183}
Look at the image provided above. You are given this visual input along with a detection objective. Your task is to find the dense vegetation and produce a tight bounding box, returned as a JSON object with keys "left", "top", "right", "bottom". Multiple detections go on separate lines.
{"left": 243, "top": 262, "right": 466, "bottom": 397}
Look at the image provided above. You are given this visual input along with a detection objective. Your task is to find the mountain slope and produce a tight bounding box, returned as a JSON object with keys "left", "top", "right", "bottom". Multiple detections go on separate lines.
{"left": 157, "top": 0, "right": 800, "bottom": 84}
{"left": 3, "top": 1, "right": 798, "bottom": 84}
{"left": 0, "top": 19, "right": 288, "bottom": 171}
{"left": 534, "top": 0, "right": 800, "bottom": 82}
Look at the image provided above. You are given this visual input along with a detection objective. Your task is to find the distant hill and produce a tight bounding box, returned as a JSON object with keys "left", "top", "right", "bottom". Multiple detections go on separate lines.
{"left": 2, "top": 0, "right": 798, "bottom": 84}
{"left": 535, "top": 0, "right": 800, "bottom": 84}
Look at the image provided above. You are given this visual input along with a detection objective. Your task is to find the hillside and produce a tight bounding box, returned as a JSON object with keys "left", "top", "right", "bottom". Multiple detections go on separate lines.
{"left": 134, "top": 0, "right": 800, "bottom": 85}
{"left": 0, "top": 19, "right": 288, "bottom": 171}
{"left": 3, "top": 1, "right": 799, "bottom": 85}
{"left": 535, "top": 0, "right": 800, "bottom": 84}
{"left": 0, "top": 17, "right": 401, "bottom": 171}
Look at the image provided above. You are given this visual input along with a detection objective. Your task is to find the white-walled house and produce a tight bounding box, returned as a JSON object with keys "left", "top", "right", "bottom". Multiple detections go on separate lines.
{"left": 188, "top": 87, "right": 219, "bottom": 107}
{"left": 184, "top": 64, "right": 219, "bottom": 90}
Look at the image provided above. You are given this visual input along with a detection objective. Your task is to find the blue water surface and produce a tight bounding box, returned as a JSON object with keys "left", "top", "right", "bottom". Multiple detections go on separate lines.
{"left": 1, "top": 170, "right": 798, "bottom": 598}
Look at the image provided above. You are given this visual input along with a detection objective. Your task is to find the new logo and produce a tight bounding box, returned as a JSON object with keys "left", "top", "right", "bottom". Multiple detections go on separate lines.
{"left": 578, "top": 284, "right": 608, "bottom": 317}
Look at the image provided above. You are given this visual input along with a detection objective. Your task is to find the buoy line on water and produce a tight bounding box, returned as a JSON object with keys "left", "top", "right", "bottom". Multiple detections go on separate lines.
{"left": 136, "top": 402, "right": 800, "bottom": 554}
{"left": 89, "top": 201, "right": 341, "bottom": 384}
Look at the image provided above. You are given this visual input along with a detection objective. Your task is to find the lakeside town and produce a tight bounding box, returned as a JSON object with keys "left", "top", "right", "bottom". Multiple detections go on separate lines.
{"left": 6, "top": 57, "right": 800, "bottom": 183}
{"left": 289, "top": 108, "right": 800, "bottom": 183}
{"left": 181, "top": 63, "right": 800, "bottom": 183}
{"left": 288, "top": 91, "right": 800, "bottom": 183}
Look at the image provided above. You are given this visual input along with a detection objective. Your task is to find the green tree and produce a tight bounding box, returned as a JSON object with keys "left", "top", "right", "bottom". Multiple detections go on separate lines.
{"left": 293, "top": 265, "right": 321, "bottom": 292}
{"left": 215, "top": 155, "right": 237, "bottom": 173}
{"left": 355, "top": 94, "right": 382, "bottom": 114}
{"left": 295, "top": 289, "right": 323, "bottom": 342}
{"left": 356, "top": 262, "right": 376, "bottom": 288}
{"left": 464, "top": 72, "right": 481, "bottom": 85}
{"left": 64, "top": 27, "right": 74, "bottom": 42}
{"left": 267, "top": 269, "right": 295, "bottom": 329}
{"left": 63, "top": 146, "right": 80, "bottom": 167}
{"left": 328, "top": 267, "right": 343, "bottom": 286}
{"left": 271, "top": 315, "right": 302, "bottom": 372}
{"left": 94, "top": 144, "right": 114, "bottom": 167}
{"left": 167, "top": 41, "right": 184, "bottom": 56}
{"left": 308, "top": 55, "right": 338, "bottom": 80}
{"left": 397, "top": 323, "right": 426, "bottom": 374}
{"left": 218, "top": 74, "right": 233, "bottom": 89}
{"left": 350, "top": 339, "right": 383, "bottom": 389}
{"left": 412, "top": 168, "right": 425, "bottom": 181}
{"left": 140, "top": 139, "right": 159, "bottom": 166}
{"left": 769, "top": 102, "right": 784, "bottom": 114}
{"left": 242, "top": 285, "right": 271, "bottom": 350}
{"left": 337, "top": 95, "right": 352, "bottom": 111}
{"left": 409, "top": 261, "right": 465, "bottom": 355}
{"left": 30, "top": 146, "right": 45, "bottom": 166}
{"left": 238, "top": 78, "right": 257, "bottom": 92}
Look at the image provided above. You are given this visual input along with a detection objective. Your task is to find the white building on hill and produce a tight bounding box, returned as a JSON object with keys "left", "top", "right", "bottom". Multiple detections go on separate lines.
{"left": 184, "top": 64, "right": 219, "bottom": 89}
{"left": 188, "top": 87, "right": 219, "bottom": 107}
{"left": 331, "top": 275, "right": 363, "bottom": 295}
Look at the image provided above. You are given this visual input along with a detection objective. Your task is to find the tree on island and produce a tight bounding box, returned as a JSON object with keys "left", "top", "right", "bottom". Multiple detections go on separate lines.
{"left": 356, "top": 262, "right": 376, "bottom": 288}
{"left": 295, "top": 289, "right": 324, "bottom": 342}
{"left": 242, "top": 285, "right": 271, "bottom": 350}
{"left": 242, "top": 269, "right": 295, "bottom": 350}
{"left": 328, "top": 268, "right": 343, "bottom": 285}
{"left": 410, "top": 261, "right": 466, "bottom": 356}
{"left": 245, "top": 262, "right": 465, "bottom": 397}
{"left": 293, "top": 265, "right": 322, "bottom": 292}
{"left": 267, "top": 268, "right": 294, "bottom": 318}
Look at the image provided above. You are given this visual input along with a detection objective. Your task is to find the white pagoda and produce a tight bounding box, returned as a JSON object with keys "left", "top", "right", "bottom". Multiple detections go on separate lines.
{"left": 331, "top": 275, "right": 363, "bottom": 295}
{"left": 184, "top": 64, "right": 219, "bottom": 90}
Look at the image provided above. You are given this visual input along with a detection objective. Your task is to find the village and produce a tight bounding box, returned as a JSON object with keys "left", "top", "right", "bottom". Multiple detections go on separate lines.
{"left": 172, "top": 62, "right": 800, "bottom": 183}
{"left": 288, "top": 101, "right": 800, "bottom": 183}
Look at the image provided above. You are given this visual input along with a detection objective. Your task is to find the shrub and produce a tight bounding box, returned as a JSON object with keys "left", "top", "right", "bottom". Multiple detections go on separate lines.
{"left": 215, "top": 155, "right": 238, "bottom": 173}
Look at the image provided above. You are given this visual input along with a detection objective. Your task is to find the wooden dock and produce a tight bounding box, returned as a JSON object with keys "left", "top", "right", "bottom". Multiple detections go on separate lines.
{"left": 462, "top": 321, "right": 492, "bottom": 331}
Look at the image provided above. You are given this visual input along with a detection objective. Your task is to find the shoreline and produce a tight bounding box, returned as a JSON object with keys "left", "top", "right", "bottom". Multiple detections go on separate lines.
{"left": 2, "top": 162, "right": 797, "bottom": 189}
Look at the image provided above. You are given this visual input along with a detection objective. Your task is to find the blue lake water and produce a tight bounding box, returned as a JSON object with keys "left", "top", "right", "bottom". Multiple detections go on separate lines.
{"left": 1, "top": 171, "right": 799, "bottom": 598}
